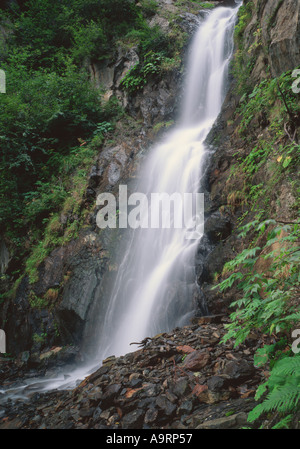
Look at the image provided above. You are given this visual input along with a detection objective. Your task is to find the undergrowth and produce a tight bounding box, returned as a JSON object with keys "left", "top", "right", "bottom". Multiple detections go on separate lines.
{"left": 216, "top": 219, "right": 300, "bottom": 428}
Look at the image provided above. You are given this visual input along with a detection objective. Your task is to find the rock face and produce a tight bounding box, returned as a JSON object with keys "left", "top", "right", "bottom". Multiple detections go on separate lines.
{"left": 197, "top": 0, "right": 300, "bottom": 317}
{"left": 262, "top": 0, "right": 300, "bottom": 77}
{"left": 5, "top": 232, "right": 108, "bottom": 355}
{"left": 89, "top": 45, "right": 182, "bottom": 127}
{"left": 243, "top": 0, "right": 300, "bottom": 81}
{"left": 0, "top": 239, "right": 9, "bottom": 275}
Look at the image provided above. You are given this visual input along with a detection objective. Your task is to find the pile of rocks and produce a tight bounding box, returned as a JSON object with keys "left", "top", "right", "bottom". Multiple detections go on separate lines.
{"left": 0, "top": 316, "right": 264, "bottom": 429}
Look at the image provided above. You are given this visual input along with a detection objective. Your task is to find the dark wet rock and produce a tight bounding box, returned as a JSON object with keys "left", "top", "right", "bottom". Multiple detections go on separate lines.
{"left": 140, "top": 383, "right": 160, "bottom": 398}
{"left": 92, "top": 406, "right": 103, "bottom": 421}
{"left": 222, "top": 360, "right": 256, "bottom": 384}
{"left": 177, "top": 399, "right": 194, "bottom": 416}
{"left": 0, "top": 322, "right": 267, "bottom": 429}
{"left": 0, "top": 239, "right": 10, "bottom": 275}
{"left": 202, "top": 243, "right": 232, "bottom": 283}
{"left": 121, "top": 409, "right": 145, "bottom": 429}
{"left": 170, "top": 378, "right": 190, "bottom": 397}
{"left": 196, "top": 412, "right": 248, "bottom": 429}
{"left": 128, "top": 378, "right": 143, "bottom": 388}
{"left": 177, "top": 13, "right": 201, "bottom": 35}
{"left": 207, "top": 376, "right": 226, "bottom": 392}
{"left": 205, "top": 212, "right": 232, "bottom": 243}
{"left": 144, "top": 407, "right": 158, "bottom": 424}
{"left": 79, "top": 403, "right": 95, "bottom": 419}
{"left": 156, "top": 395, "right": 177, "bottom": 417}
{"left": 101, "top": 384, "right": 122, "bottom": 409}
{"left": 88, "top": 165, "right": 103, "bottom": 189}
{"left": 182, "top": 350, "right": 210, "bottom": 371}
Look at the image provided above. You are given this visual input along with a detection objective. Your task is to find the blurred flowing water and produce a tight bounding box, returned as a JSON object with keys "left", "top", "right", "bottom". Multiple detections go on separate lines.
{"left": 0, "top": 2, "right": 242, "bottom": 401}
{"left": 95, "top": 3, "right": 241, "bottom": 360}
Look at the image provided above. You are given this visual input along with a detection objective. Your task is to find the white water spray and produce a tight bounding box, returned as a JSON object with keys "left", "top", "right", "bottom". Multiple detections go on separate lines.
{"left": 0, "top": 3, "right": 241, "bottom": 400}
{"left": 95, "top": 3, "right": 241, "bottom": 361}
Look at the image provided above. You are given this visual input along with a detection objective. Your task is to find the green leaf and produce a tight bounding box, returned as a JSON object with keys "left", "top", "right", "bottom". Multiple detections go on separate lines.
{"left": 282, "top": 156, "right": 292, "bottom": 168}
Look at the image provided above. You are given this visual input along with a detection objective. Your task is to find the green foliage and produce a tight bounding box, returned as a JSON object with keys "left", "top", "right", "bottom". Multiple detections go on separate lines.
{"left": 0, "top": 0, "right": 145, "bottom": 274}
{"left": 32, "top": 332, "right": 48, "bottom": 344}
{"left": 0, "top": 67, "right": 105, "bottom": 234}
{"left": 120, "top": 19, "right": 182, "bottom": 93}
{"left": 219, "top": 220, "right": 300, "bottom": 345}
{"left": 69, "top": 21, "right": 108, "bottom": 63}
{"left": 0, "top": 0, "right": 181, "bottom": 261}
{"left": 2, "top": 0, "right": 142, "bottom": 69}
{"left": 248, "top": 355, "right": 300, "bottom": 425}
{"left": 138, "top": 0, "right": 159, "bottom": 17}
{"left": 196, "top": 2, "right": 215, "bottom": 9}
{"left": 234, "top": 1, "right": 253, "bottom": 43}
{"left": 238, "top": 70, "right": 300, "bottom": 135}
{"left": 216, "top": 219, "right": 300, "bottom": 426}
{"left": 29, "top": 291, "right": 49, "bottom": 309}
{"left": 120, "top": 51, "right": 164, "bottom": 92}
{"left": 24, "top": 182, "right": 67, "bottom": 226}
{"left": 227, "top": 68, "right": 300, "bottom": 217}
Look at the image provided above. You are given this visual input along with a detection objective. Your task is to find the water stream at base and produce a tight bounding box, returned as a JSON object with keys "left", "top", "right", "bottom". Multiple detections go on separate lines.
{"left": 0, "top": 2, "right": 241, "bottom": 402}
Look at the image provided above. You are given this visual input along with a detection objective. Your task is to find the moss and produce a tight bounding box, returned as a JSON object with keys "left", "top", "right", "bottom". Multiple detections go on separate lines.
{"left": 26, "top": 243, "right": 49, "bottom": 284}
{"left": 29, "top": 291, "right": 49, "bottom": 310}
{"left": 231, "top": 1, "right": 256, "bottom": 96}
{"left": 153, "top": 120, "right": 175, "bottom": 135}
{"left": 234, "top": 1, "right": 254, "bottom": 44}
{"left": 225, "top": 68, "right": 300, "bottom": 224}
{"left": 32, "top": 332, "right": 48, "bottom": 344}
{"left": 267, "top": 0, "right": 284, "bottom": 31}
{"left": 44, "top": 288, "right": 59, "bottom": 303}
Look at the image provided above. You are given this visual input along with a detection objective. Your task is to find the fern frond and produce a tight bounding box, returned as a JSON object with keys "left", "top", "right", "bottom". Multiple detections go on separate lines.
{"left": 260, "top": 382, "right": 300, "bottom": 414}
{"left": 272, "top": 414, "right": 293, "bottom": 429}
{"left": 272, "top": 356, "right": 300, "bottom": 377}
{"left": 267, "top": 382, "right": 300, "bottom": 413}
{"left": 254, "top": 381, "right": 268, "bottom": 400}
{"left": 248, "top": 403, "right": 265, "bottom": 423}
{"left": 282, "top": 311, "right": 300, "bottom": 323}
{"left": 248, "top": 379, "right": 300, "bottom": 423}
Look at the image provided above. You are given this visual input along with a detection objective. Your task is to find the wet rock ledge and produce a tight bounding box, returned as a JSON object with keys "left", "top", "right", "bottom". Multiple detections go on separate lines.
{"left": 0, "top": 316, "right": 264, "bottom": 429}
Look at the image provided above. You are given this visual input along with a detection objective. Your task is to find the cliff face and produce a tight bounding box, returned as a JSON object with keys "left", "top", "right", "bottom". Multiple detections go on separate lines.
{"left": 244, "top": 0, "right": 300, "bottom": 80}
{"left": 201, "top": 0, "right": 300, "bottom": 314}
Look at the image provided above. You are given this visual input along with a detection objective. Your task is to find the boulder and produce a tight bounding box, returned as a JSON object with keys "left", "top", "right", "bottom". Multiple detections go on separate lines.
{"left": 182, "top": 350, "right": 210, "bottom": 371}
{"left": 196, "top": 412, "right": 247, "bottom": 429}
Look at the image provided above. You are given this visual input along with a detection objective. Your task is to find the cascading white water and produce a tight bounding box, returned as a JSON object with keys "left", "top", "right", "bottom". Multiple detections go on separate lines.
{"left": 95, "top": 3, "right": 241, "bottom": 361}
{"left": 0, "top": 3, "right": 242, "bottom": 401}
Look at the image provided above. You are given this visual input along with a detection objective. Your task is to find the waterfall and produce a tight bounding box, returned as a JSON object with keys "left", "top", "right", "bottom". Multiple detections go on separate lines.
{"left": 0, "top": 3, "right": 242, "bottom": 399}
{"left": 95, "top": 3, "right": 241, "bottom": 361}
